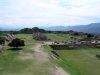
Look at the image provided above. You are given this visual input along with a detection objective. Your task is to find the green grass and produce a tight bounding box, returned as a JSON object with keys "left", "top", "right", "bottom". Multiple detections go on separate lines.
{"left": 15, "top": 34, "right": 30, "bottom": 38}
{"left": 0, "top": 46, "right": 33, "bottom": 74}
{"left": 0, "top": 34, "right": 56, "bottom": 75}
{"left": 45, "top": 33, "right": 68, "bottom": 41}
{"left": 1, "top": 33, "right": 100, "bottom": 75}
{"left": 0, "top": 34, "right": 35, "bottom": 75}
{"left": 43, "top": 45, "right": 81, "bottom": 75}
{"left": 45, "top": 33, "right": 100, "bottom": 75}
{"left": 57, "top": 33, "right": 87, "bottom": 41}
{"left": 55, "top": 48, "right": 100, "bottom": 75}
{"left": 45, "top": 33, "right": 87, "bottom": 42}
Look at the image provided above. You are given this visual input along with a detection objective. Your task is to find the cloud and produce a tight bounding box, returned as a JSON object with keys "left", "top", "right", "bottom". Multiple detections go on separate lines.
{"left": 0, "top": 0, "right": 100, "bottom": 27}
{"left": 0, "top": 20, "right": 3, "bottom": 24}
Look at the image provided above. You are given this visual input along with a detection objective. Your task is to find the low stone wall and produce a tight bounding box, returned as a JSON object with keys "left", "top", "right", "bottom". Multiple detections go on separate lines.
{"left": 50, "top": 45, "right": 69, "bottom": 50}
{"left": 96, "top": 54, "right": 100, "bottom": 58}
{"left": 75, "top": 44, "right": 96, "bottom": 48}
{"left": 50, "top": 44, "right": 100, "bottom": 50}
{"left": 51, "top": 51, "right": 59, "bottom": 59}
{"left": 0, "top": 45, "right": 4, "bottom": 52}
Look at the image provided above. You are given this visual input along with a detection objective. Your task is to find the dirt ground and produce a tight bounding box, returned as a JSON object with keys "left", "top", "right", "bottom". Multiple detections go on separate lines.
{"left": 56, "top": 66, "right": 70, "bottom": 75}
{"left": 32, "top": 43, "right": 70, "bottom": 75}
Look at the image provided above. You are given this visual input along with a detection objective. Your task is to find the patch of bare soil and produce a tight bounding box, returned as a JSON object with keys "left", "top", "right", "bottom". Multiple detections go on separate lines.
{"left": 2, "top": 73, "right": 34, "bottom": 75}
{"left": 32, "top": 44, "right": 49, "bottom": 64}
{"left": 2, "top": 73, "right": 21, "bottom": 75}
{"left": 18, "top": 53, "right": 33, "bottom": 60}
{"left": 34, "top": 52, "right": 49, "bottom": 63}
{"left": 55, "top": 66, "right": 70, "bottom": 75}
{"left": 31, "top": 43, "right": 70, "bottom": 75}
{"left": 33, "top": 44, "right": 42, "bottom": 52}
{"left": 44, "top": 42, "right": 53, "bottom": 45}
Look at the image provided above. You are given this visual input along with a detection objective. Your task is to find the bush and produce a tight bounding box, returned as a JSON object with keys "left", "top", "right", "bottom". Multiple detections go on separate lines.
{"left": 8, "top": 38, "right": 25, "bottom": 48}
{"left": 87, "top": 34, "right": 94, "bottom": 38}
{"left": 0, "top": 37, "right": 5, "bottom": 45}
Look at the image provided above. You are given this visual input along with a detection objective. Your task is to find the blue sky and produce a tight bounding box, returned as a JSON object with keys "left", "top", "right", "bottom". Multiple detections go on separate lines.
{"left": 0, "top": 0, "right": 100, "bottom": 28}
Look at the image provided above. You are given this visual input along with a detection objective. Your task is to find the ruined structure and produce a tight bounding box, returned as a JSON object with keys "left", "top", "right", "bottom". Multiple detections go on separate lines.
{"left": 96, "top": 54, "right": 100, "bottom": 58}
{"left": 66, "top": 30, "right": 85, "bottom": 35}
{"left": 0, "top": 45, "right": 4, "bottom": 52}
{"left": 93, "top": 35, "right": 100, "bottom": 41}
{"left": 4, "top": 34, "right": 14, "bottom": 42}
{"left": 32, "top": 33, "right": 49, "bottom": 41}
{"left": 66, "top": 30, "right": 76, "bottom": 35}
{"left": 50, "top": 36, "right": 100, "bottom": 50}
{"left": 51, "top": 51, "right": 59, "bottom": 59}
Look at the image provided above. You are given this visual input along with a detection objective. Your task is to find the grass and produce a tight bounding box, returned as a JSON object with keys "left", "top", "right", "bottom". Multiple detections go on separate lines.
{"left": 0, "top": 46, "right": 33, "bottom": 74}
{"left": 45, "top": 33, "right": 100, "bottom": 75}
{"left": 45, "top": 33, "right": 69, "bottom": 41}
{"left": 0, "top": 33, "right": 100, "bottom": 75}
{"left": 43, "top": 45, "right": 81, "bottom": 75}
{"left": 0, "top": 34, "right": 35, "bottom": 75}
{"left": 46, "top": 33, "right": 87, "bottom": 42}
{"left": 55, "top": 48, "right": 100, "bottom": 75}
{"left": 0, "top": 34, "right": 56, "bottom": 75}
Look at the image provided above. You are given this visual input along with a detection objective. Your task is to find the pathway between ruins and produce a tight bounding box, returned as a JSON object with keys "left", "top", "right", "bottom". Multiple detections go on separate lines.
{"left": 32, "top": 42, "right": 70, "bottom": 75}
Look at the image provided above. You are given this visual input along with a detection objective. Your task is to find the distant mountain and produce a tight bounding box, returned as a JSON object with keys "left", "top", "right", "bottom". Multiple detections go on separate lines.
{"left": 0, "top": 27, "right": 22, "bottom": 31}
{"left": 44, "top": 22, "right": 100, "bottom": 34}
{"left": 0, "top": 28, "right": 3, "bottom": 31}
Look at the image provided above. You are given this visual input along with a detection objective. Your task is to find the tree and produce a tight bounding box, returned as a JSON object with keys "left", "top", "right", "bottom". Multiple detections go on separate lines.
{"left": 87, "top": 34, "right": 94, "bottom": 38}
{"left": 19, "top": 28, "right": 31, "bottom": 34}
{"left": 32, "top": 27, "right": 39, "bottom": 33}
{"left": 8, "top": 38, "right": 25, "bottom": 48}
{"left": 0, "top": 31, "right": 2, "bottom": 35}
{"left": 9, "top": 30, "right": 18, "bottom": 34}
{"left": 74, "top": 32, "right": 79, "bottom": 36}
{"left": 0, "top": 37, "right": 5, "bottom": 45}
{"left": 32, "top": 27, "right": 46, "bottom": 33}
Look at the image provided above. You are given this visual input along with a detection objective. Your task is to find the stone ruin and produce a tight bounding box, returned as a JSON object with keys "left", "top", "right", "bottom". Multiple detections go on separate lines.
{"left": 0, "top": 45, "right": 4, "bottom": 52}
{"left": 93, "top": 35, "right": 100, "bottom": 41}
{"left": 32, "top": 33, "right": 50, "bottom": 41}
{"left": 66, "top": 30, "right": 85, "bottom": 35}
{"left": 51, "top": 51, "right": 59, "bottom": 59}
{"left": 50, "top": 45, "right": 74, "bottom": 50}
{"left": 4, "top": 34, "right": 14, "bottom": 42}
{"left": 96, "top": 54, "right": 100, "bottom": 58}
{"left": 50, "top": 37, "right": 100, "bottom": 50}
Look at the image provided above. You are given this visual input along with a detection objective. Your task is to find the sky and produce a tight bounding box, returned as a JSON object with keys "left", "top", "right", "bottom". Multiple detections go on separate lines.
{"left": 0, "top": 0, "right": 100, "bottom": 28}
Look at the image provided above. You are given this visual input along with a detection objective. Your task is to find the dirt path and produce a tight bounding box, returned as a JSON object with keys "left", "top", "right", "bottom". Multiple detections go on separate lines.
{"left": 44, "top": 42, "right": 53, "bottom": 45}
{"left": 33, "top": 44, "right": 49, "bottom": 64}
{"left": 33, "top": 44, "right": 42, "bottom": 52}
{"left": 32, "top": 43, "right": 70, "bottom": 75}
{"left": 56, "top": 66, "right": 70, "bottom": 75}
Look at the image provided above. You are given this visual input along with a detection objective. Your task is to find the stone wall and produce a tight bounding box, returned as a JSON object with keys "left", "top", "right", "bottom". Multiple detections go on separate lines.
{"left": 50, "top": 43, "right": 100, "bottom": 50}
{"left": 51, "top": 51, "right": 59, "bottom": 59}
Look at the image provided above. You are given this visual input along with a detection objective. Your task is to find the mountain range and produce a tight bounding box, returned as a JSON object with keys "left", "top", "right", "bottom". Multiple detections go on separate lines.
{"left": 44, "top": 22, "right": 100, "bottom": 34}
{"left": 0, "top": 22, "right": 100, "bottom": 34}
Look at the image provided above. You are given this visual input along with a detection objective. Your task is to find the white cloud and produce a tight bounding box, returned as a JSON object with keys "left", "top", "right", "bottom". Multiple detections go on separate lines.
{"left": 6, "top": 21, "right": 12, "bottom": 25}
{"left": 0, "top": 0, "right": 100, "bottom": 27}
{"left": 0, "top": 20, "right": 3, "bottom": 24}
{"left": 49, "top": 0, "right": 60, "bottom": 4}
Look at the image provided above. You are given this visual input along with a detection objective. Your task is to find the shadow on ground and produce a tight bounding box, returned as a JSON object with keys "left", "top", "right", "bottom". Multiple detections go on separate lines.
{"left": 8, "top": 48, "right": 23, "bottom": 51}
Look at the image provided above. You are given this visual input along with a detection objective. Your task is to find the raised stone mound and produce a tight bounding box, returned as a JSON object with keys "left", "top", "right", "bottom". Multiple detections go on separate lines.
{"left": 78, "top": 38, "right": 93, "bottom": 42}
{"left": 96, "top": 44, "right": 100, "bottom": 48}
{"left": 5, "top": 34, "right": 14, "bottom": 41}
{"left": 0, "top": 45, "right": 4, "bottom": 52}
{"left": 96, "top": 54, "right": 100, "bottom": 58}
{"left": 50, "top": 42, "right": 100, "bottom": 50}
{"left": 93, "top": 35, "right": 100, "bottom": 40}
{"left": 32, "top": 33, "right": 49, "bottom": 41}
{"left": 50, "top": 45, "right": 75, "bottom": 50}
{"left": 51, "top": 51, "right": 59, "bottom": 59}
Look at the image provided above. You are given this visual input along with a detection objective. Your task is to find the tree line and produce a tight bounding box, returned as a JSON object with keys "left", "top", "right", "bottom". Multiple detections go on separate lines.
{"left": 18, "top": 27, "right": 66, "bottom": 34}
